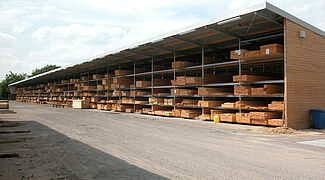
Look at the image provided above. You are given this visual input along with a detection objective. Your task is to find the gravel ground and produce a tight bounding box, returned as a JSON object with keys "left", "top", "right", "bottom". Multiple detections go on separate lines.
{"left": 0, "top": 101, "right": 325, "bottom": 179}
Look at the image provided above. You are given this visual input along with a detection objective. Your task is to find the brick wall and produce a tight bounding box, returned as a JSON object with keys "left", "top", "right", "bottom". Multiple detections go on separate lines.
{"left": 285, "top": 19, "right": 325, "bottom": 128}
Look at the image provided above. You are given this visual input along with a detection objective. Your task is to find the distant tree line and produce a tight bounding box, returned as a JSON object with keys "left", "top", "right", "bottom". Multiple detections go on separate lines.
{"left": 0, "top": 65, "right": 60, "bottom": 99}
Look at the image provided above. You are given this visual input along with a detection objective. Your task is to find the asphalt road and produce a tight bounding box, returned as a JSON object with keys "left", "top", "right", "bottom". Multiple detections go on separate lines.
{"left": 1, "top": 101, "right": 325, "bottom": 179}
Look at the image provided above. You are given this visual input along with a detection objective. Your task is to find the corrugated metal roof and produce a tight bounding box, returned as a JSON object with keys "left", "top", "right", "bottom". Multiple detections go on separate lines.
{"left": 9, "top": 2, "right": 325, "bottom": 87}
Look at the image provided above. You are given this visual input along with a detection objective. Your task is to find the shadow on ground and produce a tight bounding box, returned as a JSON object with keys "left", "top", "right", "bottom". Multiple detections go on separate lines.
{"left": 0, "top": 110, "right": 16, "bottom": 114}
{"left": 0, "top": 120, "right": 166, "bottom": 179}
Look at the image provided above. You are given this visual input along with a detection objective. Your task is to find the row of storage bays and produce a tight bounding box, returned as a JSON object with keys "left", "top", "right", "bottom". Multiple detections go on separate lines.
{"left": 69, "top": 100, "right": 283, "bottom": 127}
{"left": 15, "top": 43, "right": 285, "bottom": 127}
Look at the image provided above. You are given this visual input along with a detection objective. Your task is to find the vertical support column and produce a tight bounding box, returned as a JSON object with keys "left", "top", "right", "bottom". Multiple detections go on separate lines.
{"left": 151, "top": 57, "right": 154, "bottom": 112}
{"left": 117, "top": 64, "right": 120, "bottom": 105}
{"left": 173, "top": 52, "right": 176, "bottom": 113}
{"left": 133, "top": 60, "right": 136, "bottom": 112}
{"left": 80, "top": 72, "right": 82, "bottom": 101}
{"left": 238, "top": 38, "right": 242, "bottom": 114}
{"left": 87, "top": 71, "right": 90, "bottom": 105}
{"left": 67, "top": 75, "right": 69, "bottom": 105}
{"left": 106, "top": 66, "right": 109, "bottom": 110}
{"left": 96, "top": 68, "right": 99, "bottom": 98}
{"left": 201, "top": 46, "right": 205, "bottom": 116}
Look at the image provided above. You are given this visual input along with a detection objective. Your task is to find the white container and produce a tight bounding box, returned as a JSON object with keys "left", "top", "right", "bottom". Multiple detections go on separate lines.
{"left": 72, "top": 100, "right": 89, "bottom": 109}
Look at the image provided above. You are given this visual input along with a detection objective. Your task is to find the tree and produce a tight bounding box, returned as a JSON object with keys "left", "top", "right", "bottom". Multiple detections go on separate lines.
{"left": 30, "top": 65, "right": 60, "bottom": 77}
{"left": 0, "top": 71, "right": 27, "bottom": 99}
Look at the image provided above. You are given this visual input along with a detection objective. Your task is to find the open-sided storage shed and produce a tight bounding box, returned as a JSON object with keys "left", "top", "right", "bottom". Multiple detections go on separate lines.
{"left": 9, "top": 2, "right": 325, "bottom": 128}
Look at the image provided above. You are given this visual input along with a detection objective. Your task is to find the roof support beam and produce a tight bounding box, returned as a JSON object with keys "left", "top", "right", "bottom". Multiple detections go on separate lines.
{"left": 170, "top": 36, "right": 222, "bottom": 52}
{"left": 125, "top": 49, "right": 153, "bottom": 58}
{"left": 170, "top": 36, "right": 203, "bottom": 47}
{"left": 146, "top": 44, "right": 189, "bottom": 56}
{"left": 205, "top": 26, "right": 243, "bottom": 39}
{"left": 109, "top": 54, "right": 133, "bottom": 63}
{"left": 147, "top": 44, "right": 174, "bottom": 53}
{"left": 256, "top": 12, "right": 282, "bottom": 26}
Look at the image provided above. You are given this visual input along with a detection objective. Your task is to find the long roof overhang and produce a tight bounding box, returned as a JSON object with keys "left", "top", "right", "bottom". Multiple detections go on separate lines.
{"left": 9, "top": 2, "right": 325, "bottom": 87}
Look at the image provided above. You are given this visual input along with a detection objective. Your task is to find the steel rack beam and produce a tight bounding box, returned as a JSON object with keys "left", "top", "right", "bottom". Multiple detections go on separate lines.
{"left": 205, "top": 26, "right": 243, "bottom": 39}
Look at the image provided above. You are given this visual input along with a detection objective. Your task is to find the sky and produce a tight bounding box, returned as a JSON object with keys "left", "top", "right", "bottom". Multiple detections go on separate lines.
{"left": 0, "top": 0, "right": 324, "bottom": 80}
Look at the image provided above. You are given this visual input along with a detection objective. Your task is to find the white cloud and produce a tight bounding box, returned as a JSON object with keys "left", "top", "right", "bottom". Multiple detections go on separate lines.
{"left": 0, "top": 32, "right": 17, "bottom": 47}
{"left": 32, "top": 24, "right": 125, "bottom": 44}
{"left": 42, "top": 5, "right": 56, "bottom": 12}
{"left": 0, "top": 32, "right": 27, "bottom": 80}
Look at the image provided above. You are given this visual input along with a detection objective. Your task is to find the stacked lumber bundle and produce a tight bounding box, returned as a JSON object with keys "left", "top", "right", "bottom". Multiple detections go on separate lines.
{"left": 81, "top": 76, "right": 90, "bottom": 81}
{"left": 149, "top": 97, "right": 164, "bottom": 105}
{"left": 96, "top": 85, "right": 105, "bottom": 90}
{"left": 142, "top": 107, "right": 153, "bottom": 114}
{"left": 93, "top": 74, "right": 104, "bottom": 79}
{"left": 69, "top": 78, "right": 80, "bottom": 83}
{"left": 245, "top": 50, "right": 260, "bottom": 59}
{"left": 121, "top": 97, "right": 135, "bottom": 104}
{"left": 171, "top": 109, "right": 181, "bottom": 117}
{"left": 113, "top": 90, "right": 122, "bottom": 96}
{"left": 126, "top": 108, "right": 134, "bottom": 113}
{"left": 260, "top": 43, "right": 283, "bottom": 56}
{"left": 97, "top": 104, "right": 111, "bottom": 110}
{"left": 164, "top": 99, "right": 174, "bottom": 105}
{"left": 121, "top": 91, "right": 130, "bottom": 96}
{"left": 0, "top": 100, "right": 9, "bottom": 109}
{"left": 230, "top": 43, "right": 283, "bottom": 60}
{"left": 111, "top": 78, "right": 132, "bottom": 89}
{"left": 211, "top": 110, "right": 229, "bottom": 120}
{"left": 90, "top": 103, "right": 97, "bottom": 109}
{"left": 250, "top": 112, "right": 282, "bottom": 125}
{"left": 198, "top": 87, "right": 232, "bottom": 96}
{"left": 230, "top": 49, "right": 247, "bottom": 59}
{"left": 112, "top": 104, "right": 133, "bottom": 111}
{"left": 199, "top": 114, "right": 211, "bottom": 120}
{"left": 82, "top": 92, "right": 96, "bottom": 96}
{"left": 154, "top": 110, "right": 173, "bottom": 116}
{"left": 251, "top": 85, "right": 283, "bottom": 95}
{"left": 220, "top": 113, "right": 236, "bottom": 122}
{"left": 114, "top": 70, "right": 131, "bottom": 76}
{"left": 268, "top": 119, "right": 284, "bottom": 126}
{"left": 198, "top": 100, "right": 223, "bottom": 107}
{"left": 234, "top": 101, "right": 267, "bottom": 109}
{"left": 136, "top": 81, "right": 151, "bottom": 87}
{"left": 221, "top": 102, "right": 235, "bottom": 108}
{"left": 171, "top": 89, "right": 197, "bottom": 96}
{"left": 61, "top": 80, "right": 69, "bottom": 84}
{"left": 172, "top": 61, "right": 195, "bottom": 69}
{"left": 268, "top": 101, "right": 284, "bottom": 110}
{"left": 236, "top": 113, "right": 250, "bottom": 124}
{"left": 233, "top": 75, "right": 271, "bottom": 82}
{"left": 179, "top": 99, "right": 199, "bottom": 106}
{"left": 171, "top": 76, "right": 202, "bottom": 85}
{"left": 130, "top": 90, "right": 151, "bottom": 96}
{"left": 102, "top": 79, "right": 112, "bottom": 86}
{"left": 180, "top": 109, "right": 201, "bottom": 118}
{"left": 135, "top": 100, "right": 149, "bottom": 104}
{"left": 234, "top": 85, "right": 253, "bottom": 95}
{"left": 90, "top": 97, "right": 100, "bottom": 102}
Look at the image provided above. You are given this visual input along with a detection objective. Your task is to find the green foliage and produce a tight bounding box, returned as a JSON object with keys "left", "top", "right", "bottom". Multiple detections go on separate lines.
{"left": 0, "top": 64, "right": 61, "bottom": 99}
{"left": 30, "top": 65, "right": 60, "bottom": 77}
{"left": 0, "top": 71, "right": 27, "bottom": 99}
